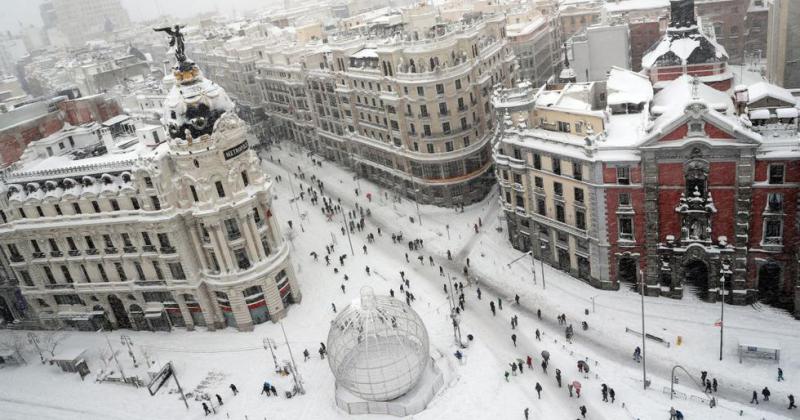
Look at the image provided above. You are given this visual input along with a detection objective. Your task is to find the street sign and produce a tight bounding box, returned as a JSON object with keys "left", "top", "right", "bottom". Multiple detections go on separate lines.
{"left": 147, "top": 362, "right": 173, "bottom": 396}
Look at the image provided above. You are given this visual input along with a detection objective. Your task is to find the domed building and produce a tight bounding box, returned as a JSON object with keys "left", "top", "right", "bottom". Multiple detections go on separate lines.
{"left": 642, "top": 0, "right": 733, "bottom": 92}
{"left": 327, "top": 287, "right": 444, "bottom": 416}
{"left": 0, "top": 28, "right": 300, "bottom": 332}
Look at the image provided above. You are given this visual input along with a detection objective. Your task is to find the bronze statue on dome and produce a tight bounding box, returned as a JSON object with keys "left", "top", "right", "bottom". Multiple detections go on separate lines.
{"left": 153, "top": 24, "right": 187, "bottom": 64}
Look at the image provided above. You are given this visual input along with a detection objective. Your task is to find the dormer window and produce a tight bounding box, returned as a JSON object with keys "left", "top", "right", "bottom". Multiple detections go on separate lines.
{"left": 688, "top": 121, "right": 704, "bottom": 136}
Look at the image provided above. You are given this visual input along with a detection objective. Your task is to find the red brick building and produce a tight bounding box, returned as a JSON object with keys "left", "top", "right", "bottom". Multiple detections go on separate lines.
{"left": 0, "top": 94, "right": 121, "bottom": 167}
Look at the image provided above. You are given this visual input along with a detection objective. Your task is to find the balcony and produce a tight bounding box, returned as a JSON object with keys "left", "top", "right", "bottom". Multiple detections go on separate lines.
{"left": 160, "top": 246, "right": 176, "bottom": 254}
{"left": 50, "top": 251, "right": 63, "bottom": 258}
{"left": 45, "top": 283, "right": 74, "bottom": 290}
{"left": 86, "top": 248, "right": 99, "bottom": 256}
{"left": 9, "top": 254, "right": 24, "bottom": 263}
{"left": 32, "top": 252, "right": 45, "bottom": 259}
{"left": 123, "top": 246, "right": 137, "bottom": 253}
{"left": 68, "top": 250, "right": 81, "bottom": 257}
{"left": 134, "top": 280, "right": 166, "bottom": 287}
{"left": 104, "top": 247, "right": 118, "bottom": 254}
{"left": 142, "top": 245, "right": 157, "bottom": 253}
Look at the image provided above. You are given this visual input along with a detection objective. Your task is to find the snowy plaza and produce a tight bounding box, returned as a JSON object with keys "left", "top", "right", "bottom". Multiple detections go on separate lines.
{"left": 0, "top": 145, "right": 797, "bottom": 420}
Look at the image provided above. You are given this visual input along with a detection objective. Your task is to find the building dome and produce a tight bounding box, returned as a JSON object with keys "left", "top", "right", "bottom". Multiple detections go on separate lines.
{"left": 327, "top": 287, "right": 430, "bottom": 402}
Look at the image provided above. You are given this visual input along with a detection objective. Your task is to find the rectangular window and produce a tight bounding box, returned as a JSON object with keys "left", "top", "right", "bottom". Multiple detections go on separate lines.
{"left": 92, "top": 201, "right": 101, "bottom": 213}
{"left": 557, "top": 121, "right": 571, "bottom": 132}
{"left": 455, "top": 79, "right": 462, "bottom": 90}
{"left": 420, "top": 104, "right": 428, "bottom": 117}
{"left": 617, "top": 167, "right": 630, "bottom": 185}
{"left": 54, "top": 204, "right": 62, "bottom": 215}
{"left": 103, "top": 235, "right": 114, "bottom": 249}
{"left": 190, "top": 186, "right": 199, "bottom": 202}
{"left": 552, "top": 158, "right": 561, "bottom": 175}
{"left": 535, "top": 176, "right": 543, "bottom": 188}
{"left": 153, "top": 261, "right": 164, "bottom": 280}
{"left": 85, "top": 236, "right": 95, "bottom": 249}
{"left": 619, "top": 216, "right": 634, "bottom": 240}
{"left": 37, "top": 206, "right": 44, "bottom": 217}
{"left": 423, "top": 125, "right": 431, "bottom": 136}
{"left": 142, "top": 232, "right": 152, "bottom": 246}
{"left": 533, "top": 154, "right": 541, "bottom": 169}
{"left": 151, "top": 196, "right": 161, "bottom": 210}
{"left": 445, "top": 141, "right": 454, "bottom": 152}
{"left": 573, "top": 162, "right": 583, "bottom": 180}
{"left": 80, "top": 264, "right": 89, "bottom": 282}
{"left": 43, "top": 266, "right": 56, "bottom": 284}
{"left": 513, "top": 173, "right": 522, "bottom": 184}
{"left": 417, "top": 86, "right": 424, "bottom": 96}
{"left": 168, "top": 262, "right": 186, "bottom": 280}
{"left": 20, "top": 270, "right": 33, "bottom": 286}
{"left": 555, "top": 203, "right": 565, "bottom": 222}
{"left": 574, "top": 188, "right": 584, "bottom": 203}
{"left": 72, "top": 203, "right": 81, "bottom": 214}
{"left": 442, "top": 122, "right": 451, "bottom": 134}
{"left": 134, "top": 262, "right": 145, "bottom": 281}
{"left": 768, "top": 164, "right": 784, "bottom": 184}
{"left": 619, "top": 192, "right": 631, "bottom": 206}
{"left": 131, "top": 197, "right": 140, "bottom": 210}
{"left": 60, "top": 265, "right": 73, "bottom": 283}
{"left": 764, "top": 219, "right": 782, "bottom": 244}
{"left": 576, "top": 209, "right": 586, "bottom": 230}
{"left": 463, "top": 137, "right": 470, "bottom": 147}
{"left": 241, "top": 171, "right": 249, "bottom": 187}
{"left": 436, "top": 83, "right": 444, "bottom": 94}
{"left": 234, "top": 248, "right": 251, "bottom": 270}
{"left": 427, "top": 143, "right": 435, "bottom": 153}
{"left": 215, "top": 181, "right": 226, "bottom": 198}
{"left": 97, "top": 264, "right": 109, "bottom": 282}
{"left": 261, "top": 236, "right": 272, "bottom": 256}
{"left": 537, "top": 198, "right": 546, "bottom": 215}
{"left": 144, "top": 177, "right": 153, "bottom": 188}
{"left": 48, "top": 238, "right": 59, "bottom": 252}
{"left": 114, "top": 262, "right": 127, "bottom": 281}
{"left": 767, "top": 193, "right": 783, "bottom": 212}
{"left": 225, "top": 218, "right": 241, "bottom": 240}
{"left": 515, "top": 194, "right": 525, "bottom": 208}
{"left": 110, "top": 199, "right": 119, "bottom": 211}
{"left": 121, "top": 233, "right": 132, "bottom": 247}
{"left": 554, "top": 182, "right": 563, "bottom": 197}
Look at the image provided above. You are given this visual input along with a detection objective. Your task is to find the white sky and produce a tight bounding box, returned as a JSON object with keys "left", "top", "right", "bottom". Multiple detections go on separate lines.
{"left": 0, "top": 0, "right": 280, "bottom": 34}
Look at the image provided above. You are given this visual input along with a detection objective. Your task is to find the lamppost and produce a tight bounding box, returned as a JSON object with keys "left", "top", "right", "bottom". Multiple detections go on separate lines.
{"left": 279, "top": 322, "right": 305, "bottom": 395}
{"left": 638, "top": 267, "right": 648, "bottom": 390}
{"left": 539, "top": 242, "right": 547, "bottom": 290}
{"left": 719, "top": 261, "right": 732, "bottom": 361}
{"left": 507, "top": 250, "right": 539, "bottom": 288}
{"left": 446, "top": 273, "right": 463, "bottom": 347}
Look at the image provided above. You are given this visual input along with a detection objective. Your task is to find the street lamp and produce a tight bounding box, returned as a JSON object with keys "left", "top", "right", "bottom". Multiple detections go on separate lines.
{"left": 638, "top": 268, "right": 648, "bottom": 390}
{"left": 506, "top": 249, "right": 540, "bottom": 288}
{"left": 539, "top": 242, "right": 547, "bottom": 290}
{"left": 120, "top": 335, "right": 138, "bottom": 367}
{"left": 446, "top": 273, "right": 464, "bottom": 347}
{"left": 719, "top": 261, "right": 732, "bottom": 361}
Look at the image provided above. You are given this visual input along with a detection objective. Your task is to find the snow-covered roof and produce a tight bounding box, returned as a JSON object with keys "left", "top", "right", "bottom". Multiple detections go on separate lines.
{"left": 642, "top": 27, "right": 728, "bottom": 70}
{"left": 604, "top": 0, "right": 669, "bottom": 13}
{"left": 351, "top": 48, "right": 378, "bottom": 59}
{"left": 651, "top": 75, "right": 733, "bottom": 117}
{"left": 747, "top": 81, "right": 798, "bottom": 106}
{"left": 607, "top": 67, "right": 653, "bottom": 106}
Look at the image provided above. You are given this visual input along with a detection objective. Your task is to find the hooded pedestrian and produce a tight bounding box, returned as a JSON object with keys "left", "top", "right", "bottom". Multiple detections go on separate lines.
{"left": 303, "top": 349, "right": 310, "bottom": 361}
{"left": 609, "top": 388, "right": 615, "bottom": 403}
{"left": 202, "top": 402, "right": 211, "bottom": 415}
{"left": 535, "top": 382, "right": 542, "bottom": 399}
{"left": 262, "top": 381, "right": 271, "bottom": 395}
{"left": 524, "top": 407, "right": 529, "bottom": 420}
{"left": 579, "top": 405, "right": 587, "bottom": 418}
{"left": 216, "top": 394, "right": 223, "bottom": 406}
{"left": 762, "top": 387, "right": 771, "bottom": 402}
{"left": 230, "top": 383, "right": 238, "bottom": 395}
{"left": 526, "top": 355, "right": 533, "bottom": 369}
{"left": 511, "top": 334, "right": 517, "bottom": 347}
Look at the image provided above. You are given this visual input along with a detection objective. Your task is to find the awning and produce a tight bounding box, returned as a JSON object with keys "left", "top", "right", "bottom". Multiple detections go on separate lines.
{"left": 776, "top": 107, "right": 799, "bottom": 118}
{"left": 749, "top": 109, "right": 771, "bottom": 120}
{"left": 56, "top": 310, "right": 104, "bottom": 321}
{"left": 144, "top": 312, "right": 164, "bottom": 319}
{"left": 102, "top": 114, "right": 131, "bottom": 127}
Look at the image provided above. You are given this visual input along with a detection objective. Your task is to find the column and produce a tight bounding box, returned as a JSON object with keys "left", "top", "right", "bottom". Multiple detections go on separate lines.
{"left": 228, "top": 287, "right": 254, "bottom": 332}
{"left": 210, "top": 224, "right": 234, "bottom": 273}
{"left": 187, "top": 224, "right": 207, "bottom": 272}
{"left": 242, "top": 213, "right": 263, "bottom": 261}
{"left": 174, "top": 292, "right": 194, "bottom": 331}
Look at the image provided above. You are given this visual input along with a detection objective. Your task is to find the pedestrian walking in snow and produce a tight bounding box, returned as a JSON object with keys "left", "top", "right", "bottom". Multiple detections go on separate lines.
{"left": 751, "top": 390, "right": 759, "bottom": 404}
{"left": 262, "top": 382, "right": 271, "bottom": 395}
{"left": 325, "top": 255, "right": 330, "bottom": 265}
{"left": 568, "top": 383, "right": 574, "bottom": 397}
{"left": 490, "top": 301, "right": 496, "bottom": 316}
{"left": 535, "top": 329, "right": 541, "bottom": 341}
{"left": 633, "top": 346, "right": 642, "bottom": 363}
{"left": 712, "top": 378, "right": 718, "bottom": 392}
{"left": 709, "top": 396, "right": 716, "bottom": 408}
{"left": 440, "top": 266, "right": 444, "bottom": 276}
{"left": 511, "top": 363, "right": 518, "bottom": 376}
{"left": 763, "top": 387, "right": 771, "bottom": 402}
{"left": 363, "top": 245, "right": 367, "bottom": 254}
{"left": 511, "top": 334, "right": 517, "bottom": 347}
{"left": 778, "top": 368, "right": 784, "bottom": 381}
{"left": 429, "top": 256, "right": 434, "bottom": 266}
{"left": 270, "top": 385, "right": 277, "bottom": 396}
{"left": 518, "top": 361, "right": 524, "bottom": 374}
{"left": 405, "top": 253, "right": 409, "bottom": 262}
{"left": 389, "top": 289, "right": 395, "bottom": 297}
{"left": 505, "top": 371, "right": 510, "bottom": 382}
{"left": 789, "top": 394, "right": 796, "bottom": 409}
{"left": 555, "top": 369, "right": 562, "bottom": 387}
{"left": 535, "top": 382, "right": 542, "bottom": 399}
{"left": 341, "top": 284, "right": 346, "bottom": 293}
{"left": 447, "top": 250, "right": 452, "bottom": 260}
{"left": 526, "top": 355, "right": 533, "bottom": 369}
{"left": 477, "top": 288, "right": 482, "bottom": 300}
{"left": 579, "top": 405, "right": 587, "bottom": 418}
{"left": 541, "top": 360, "right": 548, "bottom": 374}
{"left": 230, "top": 384, "right": 238, "bottom": 395}
{"left": 701, "top": 370, "right": 708, "bottom": 385}
{"left": 454, "top": 350, "right": 463, "bottom": 364}
{"left": 418, "top": 255, "right": 424, "bottom": 264}
{"left": 515, "top": 294, "right": 520, "bottom": 305}
{"left": 524, "top": 407, "right": 529, "bottom": 420}
{"left": 537, "top": 309, "right": 541, "bottom": 319}
{"left": 202, "top": 402, "right": 211, "bottom": 415}
{"left": 498, "top": 298, "right": 503, "bottom": 310}
{"left": 511, "top": 317, "right": 516, "bottom": 330}
{"left": 609, "top": 388, "right": 615, "bottom": 403}
{"left": 216, "top": 394, "right": 223, "bottom": 406}
{"left": 705, "top": 380, "right": 712, "bottom": 392}
{"left": 303, "top": 349, "right": 310, "bottom": 361}
{"left": 365, "top": 266, "right": 370, "bottom": 276}
{"left": 601, "top": 384, "right": 608, "bottom": 402}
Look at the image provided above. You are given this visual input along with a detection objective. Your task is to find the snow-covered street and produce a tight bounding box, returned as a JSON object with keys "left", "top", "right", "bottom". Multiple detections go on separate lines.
{"left": 0, "top": 143, "right": 797, "bottom": 420}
